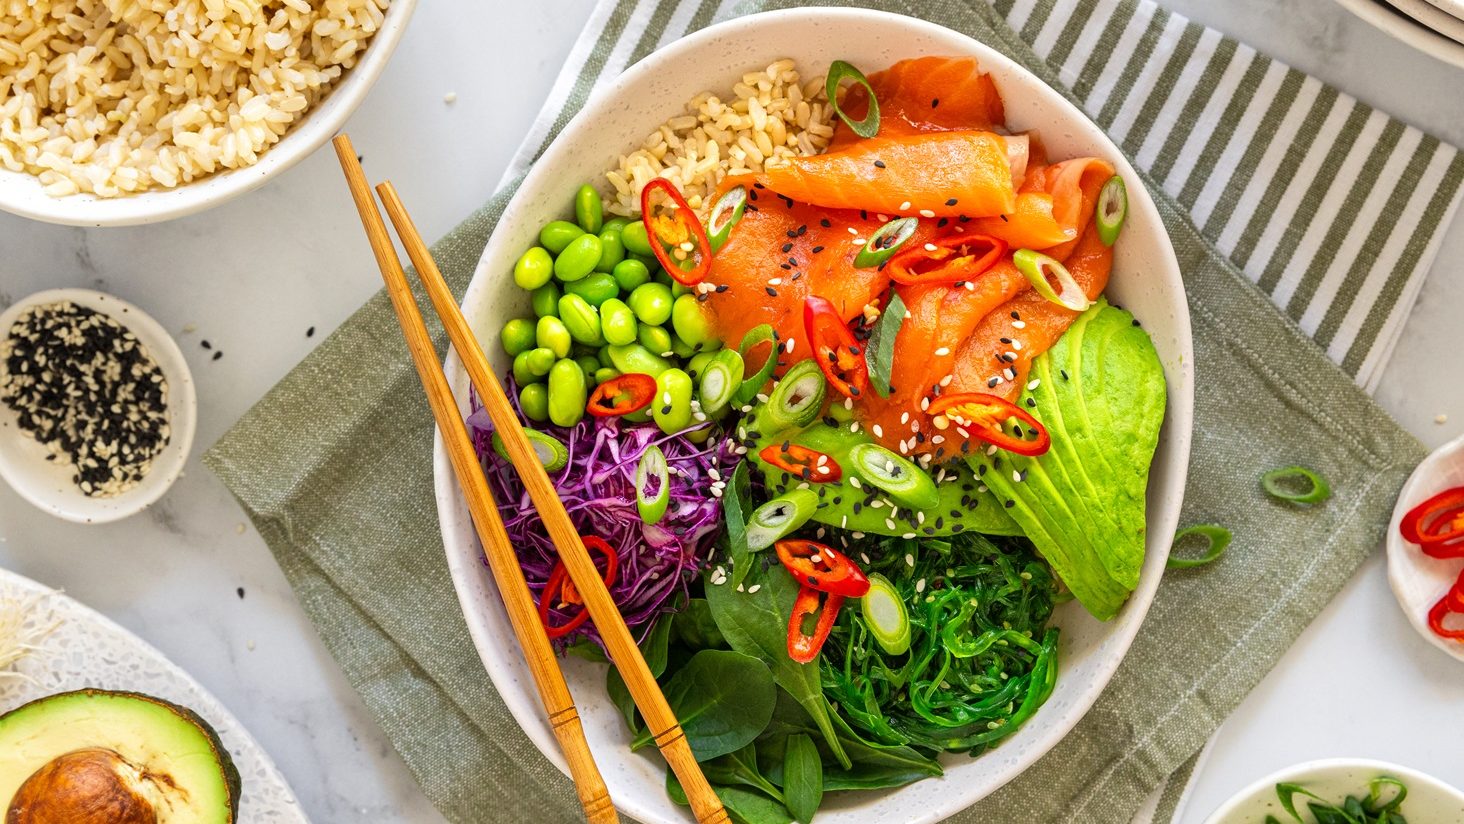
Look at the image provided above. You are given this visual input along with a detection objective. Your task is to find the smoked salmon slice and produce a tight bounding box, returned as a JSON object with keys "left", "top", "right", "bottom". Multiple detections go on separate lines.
{"left": 829, "top": 56, "right": 1006, "bottom": 150}
{"left": 969, "top": 157, "right": 1116, "bottom": 252}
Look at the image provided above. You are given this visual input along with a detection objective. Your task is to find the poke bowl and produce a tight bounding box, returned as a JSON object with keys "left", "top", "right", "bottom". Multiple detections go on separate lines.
{"left": 435, "top": 8, "right": 1194, "bottom": 824}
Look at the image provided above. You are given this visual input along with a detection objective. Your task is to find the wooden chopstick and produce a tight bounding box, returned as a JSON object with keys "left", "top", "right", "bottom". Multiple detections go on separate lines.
{"left": 332, "top": 135, "right": 617, "bottom": 824}
{"left": 373, "top": 180, "right": 730, "bottom": 824}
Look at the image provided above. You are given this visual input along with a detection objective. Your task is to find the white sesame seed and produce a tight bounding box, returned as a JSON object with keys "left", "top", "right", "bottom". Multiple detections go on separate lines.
{"left": 1027, "top": 379, "right": 1041, "bottom": 390}
{"left": 870, "top": 499, "right": 884, "bottom": 509}
{"left": 964, "top": 281, "right": 975, "bottom": 291}
{"left": 920, "top": 397, "right": 931, "bottom": 412}
{"left": 903, "top": 532, "right": 917, "bottom": 539}
{"left": 915, "top": 578, "right": 926, "bottom": 593}
{"left": 708, "top": 468, "right": 721, "bottom": 481}
{"left": 900, "top": 412, "right": 910, "bottom": 425}
{"left": 905, "top": 553, "right": 915, "bottom": 567}
{"left": 977, "top": 484, "right": 988, "bottom": 493}
{"left": 939, "top": 374, "right": 953, "bottom": 387}
{"left": 748, "top": 584, "right": 761, "bottom": 594}
{"left": 1013, "top": 320, "right": 1026, "bottom": 329}
{"left": 931, "top": 435, "right": 945, "bottom": 445}
{"left": 899, "top": 201, "right": 912, "bottom": 211}
{"left": 848, "top": 226, "right": 859, "bottom": 235}
{"left": 849, "top": 477, "right": 862, "bottom": 489}
{"left": 916, "top": 511, "right": 925, "bottom": 524}
{"left": 919, "top": 209, "right": 936, "bottom": 218}
{"left": 1012, "top": 339, "right": 1023, "bottom": 351}
{"left": 924, "top": 243, "right": 938, "bottom": 252}
{"left": 886, "top": 518, "right": 898, "bottom": 530}
{"left": 872, "top": 424, "right": 884, "bottom": 438}
{"left": 769, "top": 277, "right": 783, "bottom": 286}
{"left": 934, "top": 347, "right": 950, "bottom": 357}
{"left": 1013, "top": 470, "right": 1022, "bottom": 482}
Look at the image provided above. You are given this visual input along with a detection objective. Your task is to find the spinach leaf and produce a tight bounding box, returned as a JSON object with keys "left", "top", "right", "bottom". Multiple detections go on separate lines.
{"left": 724, "top": 460, "right": 754, "bottom": 588}
{"left": 781, "top": 734, "right": 823, "bottom": 823}
{"left": 563, "top": 639, "right": 608, "bottom": 663}
{"left": 606, "top": 613, "right": 676, "bottom": 735}
{"left": 759, "top": 690, "right": 940, "bottom": 790}
{"left": 631, "top": 649, "right": 775, "bottom": 761}
{"left": 666, "top": 773, "right": 795, "bottom": 824}
{"left": 675, "top": 598, "right": 728, "bottom": 650}
{"left": 706, "top": 564, "right": 851, "bottom": 769}
{"left": 865, "top": 290, "right": 907, "bottom": 398}
{"left": 703, "top": 743, "right": 784, "bottom": 804}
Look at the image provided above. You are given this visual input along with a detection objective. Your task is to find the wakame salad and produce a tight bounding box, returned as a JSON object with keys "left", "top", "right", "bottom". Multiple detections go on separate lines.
{"left": 471, "top": 55, "right": 1167, "bottom": 822}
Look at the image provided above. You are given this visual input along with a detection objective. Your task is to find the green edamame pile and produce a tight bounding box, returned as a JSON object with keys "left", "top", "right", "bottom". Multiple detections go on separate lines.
{"left": 499, "top": 184, "right": 721, "bottom": 433}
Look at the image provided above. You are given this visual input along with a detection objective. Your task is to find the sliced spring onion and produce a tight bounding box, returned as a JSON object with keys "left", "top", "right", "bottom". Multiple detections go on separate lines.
{"left": 847, "top": 443, "right": 939, "bottom": 510}
{"left": 852, "top": 217, "right": 918, "bottom": 268}
{"left": 697, "top": 348, "right": 745, "bottom": 419}
{"left": 825, "top": 60, "right": 880, "bottom": 139}
{"left": 635, "top": 444, "right": 670, "bottom": 525}
{"left": 706, "top": 186, "right": 748, "bottom": 252}
{"left": 733, "top": 323, "right": 778, "bottom": 405}
{"left": 860, "top": 573, "right": 910, "bottom": 655}
{"left": 865, "top": 290, "right": 907, "bottom": 399}
{"left": 1261, "top": 466, "right": 1331, "bottom": 505}
{"left": 1096, "top": 175, "right": 1128, "bottom": 247}
{"left": 763, "top": 359, "right": 827, "bottom": 432}
{"left": 491, "top": 429, "right": 568, "bottom": 472}
{"left": 1166, "top": 524, "right": 1232, "bottom": 569}
{"left": 1013, "top": 248, "right": 1092, "bottom": 312}
{"left": 746, "top": 488, "right": 820, "bottom": 551}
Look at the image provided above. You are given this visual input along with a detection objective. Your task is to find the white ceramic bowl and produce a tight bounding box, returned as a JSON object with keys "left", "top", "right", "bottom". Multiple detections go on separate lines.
{"left": 1386, "top": 432, "right": 1464, "bottom": 663}
{"left": 1203, "top": 758, "right": 1464, "bottom": 823}
{"left": 434, "top": 9, "right": 1195, "bottom": 823}
{"left": 1334, "top": 0, "right": 1464, "bottom": 69}
{"left": 0, "top": 1, "right": 417, "bottom": 228}
{"left": 0, "top": 289, "right": 195, "bottom": 523}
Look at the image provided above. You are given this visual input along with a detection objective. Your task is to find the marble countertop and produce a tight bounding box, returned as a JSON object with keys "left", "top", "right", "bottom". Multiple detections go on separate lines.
{"left": 0, "top": 1, "right": 1460, "bottom": 822}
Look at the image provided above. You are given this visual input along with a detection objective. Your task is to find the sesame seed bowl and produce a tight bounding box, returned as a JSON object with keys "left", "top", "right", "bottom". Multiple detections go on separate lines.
{"left": 0, "top": 289, "right": 196, "bottom": 524}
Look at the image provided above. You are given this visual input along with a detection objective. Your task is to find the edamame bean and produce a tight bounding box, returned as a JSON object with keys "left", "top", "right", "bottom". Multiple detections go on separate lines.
{"left": 606, "top": 343, "right": 673, "bottom": 377}
{"left": 513, "top": 247, "right": 554, "bottom": 290}
{"left": 594, "top": 367, "right": 620, "bottom": 385}
{"left": 652, "top": 368, "right": 694, "bottom": 434}
{"left": 525, "top": 347, "right": 556, "bottom": 377}
{"left": 519, "top": 383, "right": 550, "bottom": 423}
{"left": 553, "top": 234, "right": 602, "bottom": 282}
{"left": 557, "top": 294, "right": 604, "bottom": 346}
{"left": 535, "top": 316, "right": 571, "bottom": 359}
{"left": 539, "top": 220, "right": 584, "bottom": 256}
{"left": 672, "top": 294, "right": 718, "bottom": 349}
{"left": 671, "top": 282, "right": 691, "bottom": 299}
{"left": 500, "top": 317, "right": 536, "bottom": 356}
{"left": 603, "top": 217, "right": 630, "bottom": 234}
{"left": 621, "top": 219, "right": 654, "bottom": 257}
{"left": 564, "top": 272, "right": 619, "bottom": 307}
{"left": 612, "top": 258, "right": 651, "bottom": 292}
{"left": 531, "top": 282, "right": 561, "bottom": 318}
{"left": 627, "top": 282, "right": 674, "bottom": 326}
{"left": 600, "top": 298, "right": 638, "bottom": 346}
{"left": 685, "top": 350, "right": 716, "bottom": 382}
{"left": 597, "top": 347, "right": 615, "bottom": 368}
{"left": 547, "top": 358, "right": 588, "bottom": 427}
{"left": 511, "top": 351, "right": 539, "bottom": 386}
{"left": 576, "top": 356, "right": 601, "bottom": 385}
{"left": 638, "top": 323, "right": 674, "bottom": 356}
{"left": 574, "top": 184, "right": 603, "bottom": 234}
{"left": 594, "top": 226, "right": 626, "bottom": 273}
{"left": 670, "top": 336, "right": 697, "bottom": 360}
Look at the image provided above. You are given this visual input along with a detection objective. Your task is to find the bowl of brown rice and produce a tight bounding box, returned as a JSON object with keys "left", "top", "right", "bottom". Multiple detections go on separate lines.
{"left": 0, "top": 0, "right": 416, "bottom": 227}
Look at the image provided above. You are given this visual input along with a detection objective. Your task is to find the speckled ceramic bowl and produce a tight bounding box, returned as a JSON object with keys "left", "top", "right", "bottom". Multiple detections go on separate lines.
{"left": 434, "top": 9, "right": 1194, "bottom": 823}
{"left": 1203, "top": 758, "right": 1464, "bottom": 823}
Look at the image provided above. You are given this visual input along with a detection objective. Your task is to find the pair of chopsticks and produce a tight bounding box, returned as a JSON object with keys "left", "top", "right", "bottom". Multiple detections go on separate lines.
{"left": 332, "top": 134, "right": 728, "bottom": 824}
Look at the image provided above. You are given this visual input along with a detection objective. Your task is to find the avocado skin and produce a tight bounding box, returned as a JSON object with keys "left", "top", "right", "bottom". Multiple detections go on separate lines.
{"left": 1, "top": 688, "right": 241, "bottom": 822}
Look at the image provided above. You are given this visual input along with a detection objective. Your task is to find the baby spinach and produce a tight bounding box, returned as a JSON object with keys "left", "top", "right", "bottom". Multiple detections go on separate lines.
{"left": 703, "top": 743, "right": 784, "bottom": 804}
{"left": 759, "top": 689, "right": 941, "bottom": 790}
{"left": 675, "top": 597, "right": 728, "bottom": 650}
{"left": 667, "top": 773, "right": 796, "bottom": 824}
{"left": 706, "top": 564, "right": 851, "bottom": 769}
{"left": 781, "top": 734, "right": 823, "bottom": 823}
{"left": 607, "top": 613, "right": 675, "bottom": 734}
{"left": 724, "top": 460, "right": 755, "bottom": 588}
{"left": 631, "top": 649, "right": 775, "bottom": 761}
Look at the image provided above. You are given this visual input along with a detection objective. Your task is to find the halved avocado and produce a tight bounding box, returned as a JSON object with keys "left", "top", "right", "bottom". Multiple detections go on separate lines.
{"left": 0, "top": 689, "right": 240, "bottom": 823}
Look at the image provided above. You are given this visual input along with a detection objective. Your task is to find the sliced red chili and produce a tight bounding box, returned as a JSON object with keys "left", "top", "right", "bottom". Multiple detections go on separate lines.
{"left": 776, "top": 539, "right": 870, "bottom": 598}
{"left": 586, "top": 372, "right": 657, "bottom": 417}
{"left": 887, "top": 233, "right": 1007, "bottom": 286}
{"left": 787, "top": 584, "right": 845, "bottom": 664}
{"left": 641, "top": 178, "right": 712, "bottom": 286}
{"left": 1427, "top": 569, "right": 1464, "bottom": 642}
{"left": 538, "top": 535, "right": 618, "bottom": 639}
{"left": 759, "top": 443, "right": 843, "bottom": 483}
{"left": 928, "top": 392, "right": 1051, "bottom": 457}
{"left": 803, "top": 295, "right": 869, "bottom": 400}
{"left": 1399, "top": 486, "right": 1464, "bottom": 559}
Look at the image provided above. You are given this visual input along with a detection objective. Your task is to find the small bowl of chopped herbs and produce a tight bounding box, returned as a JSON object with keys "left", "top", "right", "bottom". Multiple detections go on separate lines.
{"left": 1202, "top": 758, "right": 1464, "bottom": 824}
{"left": 0, "top": 289, "right": 196, "bottom": 524}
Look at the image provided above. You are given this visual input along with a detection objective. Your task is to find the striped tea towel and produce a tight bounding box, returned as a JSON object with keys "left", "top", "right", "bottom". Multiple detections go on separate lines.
{"left": 510, "top": 0, "right": 1464, "bottom": 392}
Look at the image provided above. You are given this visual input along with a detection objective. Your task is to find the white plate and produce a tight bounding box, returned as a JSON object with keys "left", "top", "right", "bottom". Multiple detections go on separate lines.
{"left": 434, "top": 9, "right": 1195, "bottom": 824}
{"left": 0, "top": 289, "right": 196, "bottom": 524}
{"left": 1202, "top": 758, "right": 1464, "bottom": 823}
{"left": 0, "top": 567, "right": 306, "bottom": 822}
{"left": 1422, "top": 0, "right": 1464, "bottom": 22}
{"left": 1386, "top": 433, "right": 1464, "bottom": 663}
{"left": 1334, "top": 0, "right": 1464, "bottom": 68}
{"left": 1387, "top": 0, "right": 1464, "bottom": 42}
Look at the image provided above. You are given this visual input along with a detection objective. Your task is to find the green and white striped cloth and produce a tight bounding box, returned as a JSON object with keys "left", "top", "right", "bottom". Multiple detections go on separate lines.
{"left": 510, "top": 0, "right": 1463, "bottom": 391}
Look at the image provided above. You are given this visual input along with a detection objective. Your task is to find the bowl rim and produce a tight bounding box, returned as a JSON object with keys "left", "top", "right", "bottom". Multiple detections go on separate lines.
{"left": 0, "top": 288, "right": 196, "bottom": 523}
{"left": 0, "top": 0, "right": 418, "bottom": 228}
{"left": 1200, "top": 757, "right": 1464, "bottom": 823}
{"left": 433, "top": 7, "right": 1194, "bottom": 822}
{"left": 1333, "top": 0, "right": 1464, "bottom": 70}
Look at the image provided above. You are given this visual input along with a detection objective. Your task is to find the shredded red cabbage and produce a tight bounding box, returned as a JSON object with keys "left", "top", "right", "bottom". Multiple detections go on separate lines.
{"left": 468, "top": 387, "right": 733, "bottom": 648}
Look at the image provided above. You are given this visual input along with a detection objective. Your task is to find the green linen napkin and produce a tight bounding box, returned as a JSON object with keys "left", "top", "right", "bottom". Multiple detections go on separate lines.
{"left": 204, "top": 1, "right": 1453, "bottom": 822}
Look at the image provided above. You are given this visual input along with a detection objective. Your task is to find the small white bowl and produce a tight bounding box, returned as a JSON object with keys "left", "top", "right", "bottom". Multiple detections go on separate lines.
{"left": 1386, "top": 432, "right": 1464, "bottom": 663}
{"left": 1333, "top": 0, "right": 1464, "bottom": 69}
{"left": 0, "top": 289, "right": 196, "bottom": 523}
{"left": 0, "top": 0, "right": 416, "bottom": 227}
{"left": 1203, "top": 758, "right": 1464, "bottom": 823}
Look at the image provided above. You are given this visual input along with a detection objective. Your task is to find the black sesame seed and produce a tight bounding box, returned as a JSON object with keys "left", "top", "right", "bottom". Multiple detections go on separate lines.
{"left": 766, "top": 287, "right": 779, "bottom": 297}
{"left": 820, "top": 218, "right": 832, "bottom": 228}
{"left": 212, "top": 351, "right": 223, "bottom": 361}
{"left": 931, "top": 98, "right": 939, "bottom": 108}
{"left": 782, "top": 242, "right": 793, "bottom": 253}
{"left": 812, "top": 245, "right": 825, "bottom": 253}
{"left": 945, "top": 198, "right": 958, "bottom": 206}
{"left": 201, "top": 339, "right": 212, "bottom": 349}
{"left": 306, "top": 326, "right": 315, "bottom": 338}
{"left": 873, "top": 160, "right": 886, "bottom": 169}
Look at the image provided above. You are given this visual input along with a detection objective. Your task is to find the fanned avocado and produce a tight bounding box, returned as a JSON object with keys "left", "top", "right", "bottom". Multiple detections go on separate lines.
{"left": 0, "top": 689, "right": 240, "bottom": 823}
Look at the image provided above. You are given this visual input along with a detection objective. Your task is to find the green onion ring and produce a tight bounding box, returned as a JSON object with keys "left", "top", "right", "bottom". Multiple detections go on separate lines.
{"left": 635, "top": 444, "right": 670, "bottom": 525}
{"left": 706, "top": 186, "right": 748, "bottom": 252}
{"left": 492, "top": 429, "right": 568, "bottom": 472}
{"left": 1261, "top": 465, "right": 1331, "bottom": 505}
{"left": 852, "top": 216, "right": 918, "bottom": 268}
{"left": 1013, "top": 248, "right": 1092, "bottom": 311}
{"left": 763, "top": 359, "right": 827, "bottom": 432}
{"left": 732, "top": 323, "right": 778, "bottom": 406}
{"left": 1166, "top": 524, "right": 1232, "bottom": 569}
{"left": 746, "top": 488, "right": 820, "bottom": 551}
{"left": 825, "top": 60, "right": 880, "bottom": 139}
{"left": 697, "top": 348, "right": 745, "bottom": 418}
{"left": 860, "top": 574, "right": 911, "bottom": 655}
{"left": 1096, "top": 175, "right": 1128, "bottom": 247}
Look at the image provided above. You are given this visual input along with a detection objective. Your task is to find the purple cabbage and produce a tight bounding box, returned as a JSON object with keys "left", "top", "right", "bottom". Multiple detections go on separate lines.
{"left": 468, "top": 387, "right": 733, "bottom": 648}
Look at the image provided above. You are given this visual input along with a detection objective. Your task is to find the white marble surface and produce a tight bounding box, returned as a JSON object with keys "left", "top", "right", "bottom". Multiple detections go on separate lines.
{"left": 0, "top": 1, "right": 1460, "bottom": 823}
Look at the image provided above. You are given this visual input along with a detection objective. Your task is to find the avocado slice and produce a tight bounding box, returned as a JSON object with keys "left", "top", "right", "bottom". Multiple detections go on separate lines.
{"left": 0, "top": 689, "right": 240, "bottom": 823}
